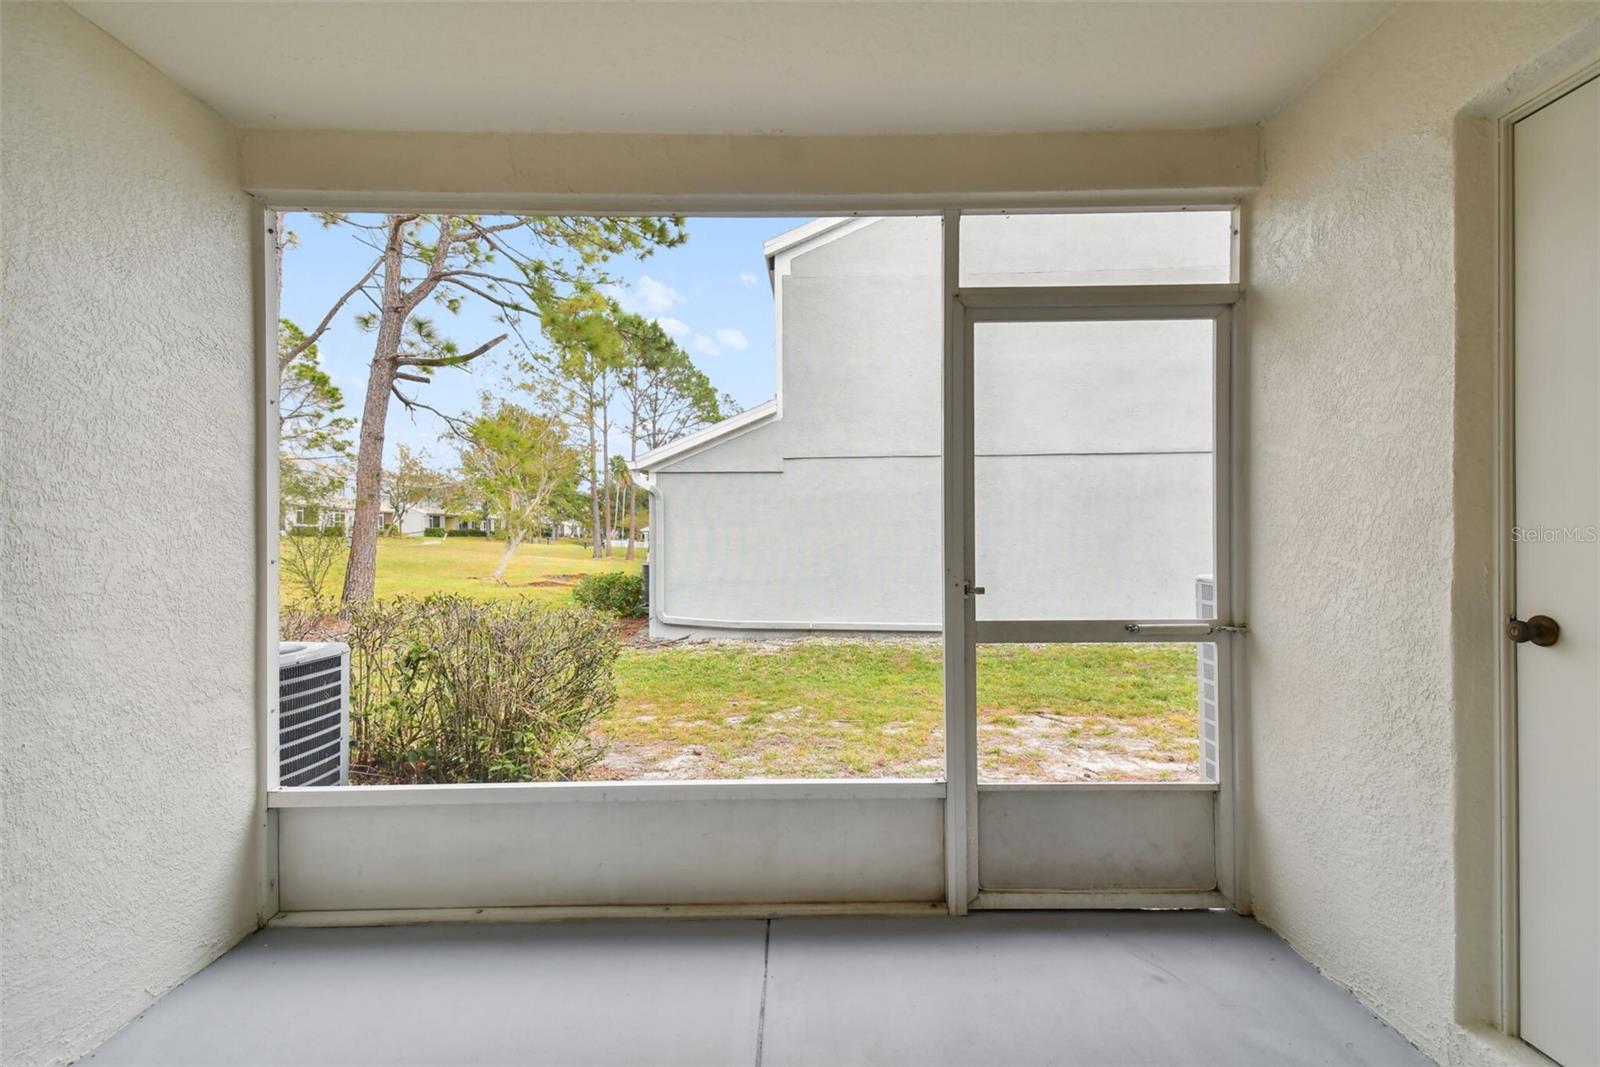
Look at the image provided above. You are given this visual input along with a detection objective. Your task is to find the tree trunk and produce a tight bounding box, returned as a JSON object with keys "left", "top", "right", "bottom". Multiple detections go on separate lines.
{"left": 625, "top": 408, "right": 639, "bottom": 561}
{"left": 340, "top": 354, "right": 395, "bottom": 604}
{"left": 340, "top": 218, "right": 407, "bottom": 606}
{"left": 491, "top": 532, "right": 523, "bottom": 582}
{"left": 624, "top": 483, "right": 636, "bottom": 560}
{"left": 587, "top": 404, "right": 604, "bottom": 560}
{"left": 599, "top": 389, "right": 613, "bottom": 560}
{"left": 601, "top": 472, "right": 612, "bottom": 558}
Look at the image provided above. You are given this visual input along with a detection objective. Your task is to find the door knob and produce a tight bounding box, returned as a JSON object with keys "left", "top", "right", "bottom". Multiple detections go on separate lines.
{"left": 1507, "top": 614, "right": 1560, "bottom": 647}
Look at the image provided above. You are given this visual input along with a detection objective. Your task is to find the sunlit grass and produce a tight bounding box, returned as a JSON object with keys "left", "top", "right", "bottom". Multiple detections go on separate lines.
{"left": 280, "top": 535, "right": 640, "bottom": 605}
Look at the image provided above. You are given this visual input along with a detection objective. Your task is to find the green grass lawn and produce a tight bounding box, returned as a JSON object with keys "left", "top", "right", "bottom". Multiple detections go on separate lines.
{"left": 281, "top": 535, "right": 641, "bottom": 605}
{"left": 604, "top": 640, "right": 1200, "bottom": 782}
{"left": 293, "top": 537, "right": 1200, "bottom": 783}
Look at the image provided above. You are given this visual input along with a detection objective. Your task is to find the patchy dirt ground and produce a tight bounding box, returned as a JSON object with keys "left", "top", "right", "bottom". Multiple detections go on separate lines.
{"left": 589, "top": 720, "right": 1195, "bottom": 782}
{"left": 591, "top": 635, "right": 1202, "bottom": 783}
{"left": 974, "top": 712, "right": 1198, "bottom": 782}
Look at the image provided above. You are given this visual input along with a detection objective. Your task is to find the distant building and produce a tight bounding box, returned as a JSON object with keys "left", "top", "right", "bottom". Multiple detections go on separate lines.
{"left": 632, "top": 214, "right": 1228, "bottom": 639}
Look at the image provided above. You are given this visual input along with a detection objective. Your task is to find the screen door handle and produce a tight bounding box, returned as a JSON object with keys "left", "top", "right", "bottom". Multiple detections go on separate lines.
{"left": 1507, "top": 614, "right": 1560, "bottom": 647}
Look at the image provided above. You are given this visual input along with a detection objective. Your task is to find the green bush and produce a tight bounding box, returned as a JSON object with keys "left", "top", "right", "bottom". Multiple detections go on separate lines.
{"left": 445, "top": 528, "right": 488, "bottom": 538}
{"left": 346, "top": 594, "right": 618, "bottom": 784}
{"left": 572, "top": 571, "right": 645, "bottom": 617}
{"left": 422, "top": 527, "right": 447, "bottom": 537}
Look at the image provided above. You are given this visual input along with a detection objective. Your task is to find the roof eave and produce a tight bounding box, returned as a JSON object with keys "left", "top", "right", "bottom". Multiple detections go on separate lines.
{"left": 630, "top": 399, "right": 780, "bottom": 475}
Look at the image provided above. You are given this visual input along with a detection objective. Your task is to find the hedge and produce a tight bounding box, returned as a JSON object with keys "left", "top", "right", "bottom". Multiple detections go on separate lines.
{"left": 287, "top": 525, "right": 345, "bottom": 538}
{"left": 572, "top": 571, "right": 646, "bottom": 617}
{"left": 345, "top": 595, "right": 618, "bottom": 783}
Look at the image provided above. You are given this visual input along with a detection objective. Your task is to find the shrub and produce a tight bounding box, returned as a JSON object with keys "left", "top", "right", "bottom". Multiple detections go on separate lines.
{"left": 280, "top": 528, "right": 345, "bottom": 601}
{"left": 346, "top": 595, "right": 618, "bottom": 784}
{"left": 280, "top": 599, "right": 335, "bottom": 641}
{"left": 422, "top": 527, "right": 447, "bottom": 537}
{"left": 445, "top": 528, "right": 488, "bottom": 538}
{"left": 572, "top": 571, "right": 645, "bottom": 617}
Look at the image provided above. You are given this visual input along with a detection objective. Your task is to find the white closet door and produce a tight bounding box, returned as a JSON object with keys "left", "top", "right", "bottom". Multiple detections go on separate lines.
{"left": 1514, "top": 72, "right": 1600, "bottom": 1067}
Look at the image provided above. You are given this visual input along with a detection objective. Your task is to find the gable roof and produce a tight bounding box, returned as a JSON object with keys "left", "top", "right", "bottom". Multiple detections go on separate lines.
{"left": 762, "top": 217, "right": 883, "bottom": 284}
{"left": 762, "top": 217, "right": 856, "bottom": 262}
{"left": 630, "top": 399, "right": 780, "bottom": 475}
{"left": 635, "top": 218, "right": 885, "bottom": 479}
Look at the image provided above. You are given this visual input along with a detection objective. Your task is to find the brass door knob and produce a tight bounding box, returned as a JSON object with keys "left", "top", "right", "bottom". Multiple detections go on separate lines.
{"left": 1508, "top": 615, "right": 1560, "bottom": 647}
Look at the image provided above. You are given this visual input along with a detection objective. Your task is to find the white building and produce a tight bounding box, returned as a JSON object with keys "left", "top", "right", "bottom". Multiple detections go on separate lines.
{"left": 286, "top": 497, "right": 496, "bottom": 536}
{"left": 633, "top": 214, "right": 1231, "bottom": 638}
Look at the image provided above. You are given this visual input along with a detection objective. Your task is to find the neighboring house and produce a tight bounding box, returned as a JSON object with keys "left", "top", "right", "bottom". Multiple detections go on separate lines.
{"left": 410, "top": 502, "right": 497, "bottom": 535}
{"left": 547, "top": 519, "right": 586, "bottom": 540}
{"left": 287, "top": 498, "right": 497, "bottom": 536}
{"left": 632, "top": 214, "right": 1231, "bottom": 638}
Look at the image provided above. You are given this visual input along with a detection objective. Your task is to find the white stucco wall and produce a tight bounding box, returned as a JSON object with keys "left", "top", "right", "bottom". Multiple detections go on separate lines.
{"left": 649, "top": 214, "right": 1224, "bottom": 635}
{"left": 1, "top": 5, "right": 260, "bottom": 1065}
{"left": 1244, "top": 6, "right": 1600, "bottom": 1064}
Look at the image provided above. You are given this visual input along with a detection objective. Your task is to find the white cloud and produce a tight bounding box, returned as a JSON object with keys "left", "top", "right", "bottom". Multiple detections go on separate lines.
{"left": 655, "top": 316, "right": 690, "bottom": 338}
{"left": 634, "top": 275, "right": 683, "bottom": 312}
{"left": 738, "top": 271, "right": 760, "bottom": 287}
{"left": 606, "top": 274, "right": 683, "bottom": 314}
{"left": 688, "top": 328, "right": 750, "bottom": 358}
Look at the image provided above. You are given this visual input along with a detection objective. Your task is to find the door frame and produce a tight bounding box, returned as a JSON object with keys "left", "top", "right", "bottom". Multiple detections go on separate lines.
{"left": 1494, "top": 58, "right": 1600, "bottom": 1038}
{"left": 939, "top": 215, "right": 1247, "bottom": 914}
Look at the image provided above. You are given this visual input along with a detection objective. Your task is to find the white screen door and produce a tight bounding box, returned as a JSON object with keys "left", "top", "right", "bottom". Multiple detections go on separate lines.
{"left": 1512, "top": 72, "right": 1600, "bottom": 1067}
{"left": 942, "top": 283, "right": 1242, "bottom": 913}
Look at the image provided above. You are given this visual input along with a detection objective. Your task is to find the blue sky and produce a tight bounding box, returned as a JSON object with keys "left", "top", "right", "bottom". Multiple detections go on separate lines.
{"left": 278, "top": 214, "right": 809, "bottom": 467}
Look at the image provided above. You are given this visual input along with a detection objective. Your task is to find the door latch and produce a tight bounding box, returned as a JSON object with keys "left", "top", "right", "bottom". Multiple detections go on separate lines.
{"left": 1123, "top": 622, "right": 1247, "bottom": 636}
{"left": 1507, "top": 614, "right": 1560, "bottom": 647}
{"left": 963, "top": 582, "right": 985, "bottom": 597}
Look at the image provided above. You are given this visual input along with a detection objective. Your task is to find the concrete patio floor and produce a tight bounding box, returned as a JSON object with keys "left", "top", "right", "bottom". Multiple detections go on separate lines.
{"left": 81, "top": 911, "right": 1431, "bottom": 1066}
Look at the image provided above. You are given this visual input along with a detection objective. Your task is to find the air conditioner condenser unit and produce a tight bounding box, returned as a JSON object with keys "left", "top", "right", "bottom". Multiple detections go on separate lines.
{"left": 277, "top": 640, "right": 350, "bottom": 787}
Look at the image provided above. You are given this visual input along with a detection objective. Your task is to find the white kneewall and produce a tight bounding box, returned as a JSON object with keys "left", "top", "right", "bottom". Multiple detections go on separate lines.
{"left": 1, "top": 5, "right": 260, "bottom": 1065}
{"left": 1245, "top": 5, "right": 1600, "bottom": 1064}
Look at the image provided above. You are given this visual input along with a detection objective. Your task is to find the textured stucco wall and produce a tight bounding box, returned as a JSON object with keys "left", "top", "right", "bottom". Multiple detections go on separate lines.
{"left": 1244, "top": 5, "right": 1600, "bottom": 1063}
{"left": 1, "top": 4, "right": 260, "bottom": 1065}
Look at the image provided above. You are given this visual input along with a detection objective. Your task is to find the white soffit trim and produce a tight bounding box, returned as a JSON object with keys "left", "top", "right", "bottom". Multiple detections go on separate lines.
{"left": 763, "top": 216, "right": 855, "bottom": 260}
{"left": 764, "top": 215, "right": 886, "bottom": 282}
{"left": 631, "top": 398, "right": 780, "bottom": 474}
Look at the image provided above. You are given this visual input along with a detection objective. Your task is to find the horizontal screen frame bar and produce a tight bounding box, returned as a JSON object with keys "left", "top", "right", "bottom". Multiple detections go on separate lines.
{"left": 975, "top": 620, "right": 1233, "bottom": 644}
{"left": 956, "top": 284, "right": 1240, "bottom": 311}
